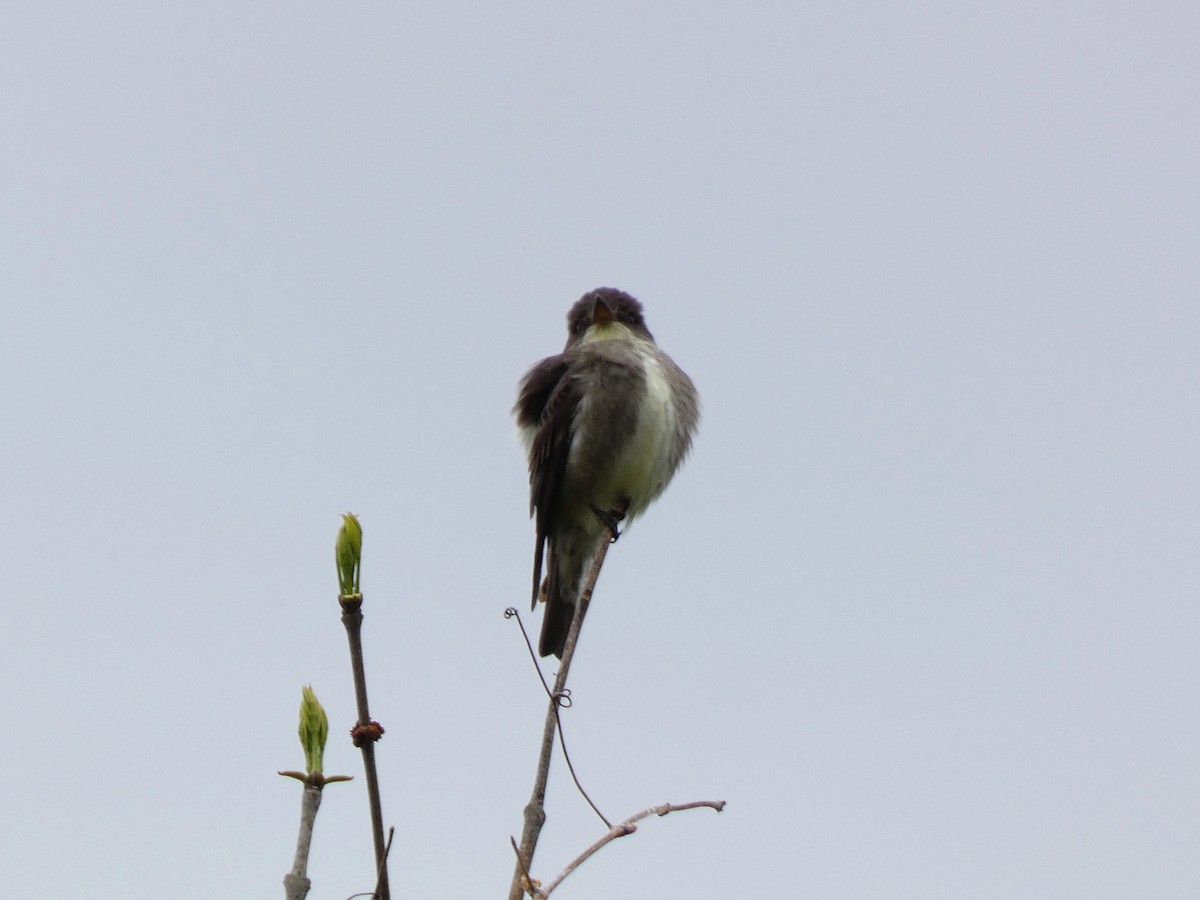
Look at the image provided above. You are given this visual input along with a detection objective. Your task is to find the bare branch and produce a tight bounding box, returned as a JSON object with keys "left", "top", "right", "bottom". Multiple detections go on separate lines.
{"left": 535, "top": 800, "right": 726, "bottom": 898}
{"left": 507, "top": 506, "right": 625, "bottom": 900}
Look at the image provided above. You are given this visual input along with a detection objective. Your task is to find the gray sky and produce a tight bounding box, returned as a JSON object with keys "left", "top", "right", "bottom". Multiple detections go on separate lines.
{"left": 3, "top": 4, "right": 1198, "bottom": 898}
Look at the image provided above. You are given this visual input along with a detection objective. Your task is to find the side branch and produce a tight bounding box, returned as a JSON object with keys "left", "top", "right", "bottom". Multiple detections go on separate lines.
{"left": 535, "top": 800, "right": 727, "bottom": 898}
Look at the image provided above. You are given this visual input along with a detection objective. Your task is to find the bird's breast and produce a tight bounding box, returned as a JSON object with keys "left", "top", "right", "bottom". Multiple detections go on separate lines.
{"left": 567, "top": 345, "right": 678, "bottom": 523}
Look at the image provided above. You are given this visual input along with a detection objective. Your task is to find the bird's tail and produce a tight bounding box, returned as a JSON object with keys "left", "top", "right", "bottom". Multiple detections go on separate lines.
{"left": 538, "top": 598, "right": 573, "bottom": 659}
{"left": 538, "top": 535, "right": 593, "bottom": 659}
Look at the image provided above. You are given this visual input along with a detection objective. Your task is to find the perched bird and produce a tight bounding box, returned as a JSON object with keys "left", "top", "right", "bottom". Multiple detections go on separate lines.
{"left": 514, "top": 288, "right": 699, "bottom": 658}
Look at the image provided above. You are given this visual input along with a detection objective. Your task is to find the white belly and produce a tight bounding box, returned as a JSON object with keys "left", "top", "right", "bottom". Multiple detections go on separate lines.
{"left": 587, "top": 349, "right": 678, "bottom": 522}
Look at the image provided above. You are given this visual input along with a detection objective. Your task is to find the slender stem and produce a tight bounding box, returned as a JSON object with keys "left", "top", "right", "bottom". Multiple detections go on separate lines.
{"left": 508, "top": 514, "right": 622, "bottom": 900}
{"left": 372, "top": 828, "right": 395, "bottom": 900}
{"left": 341, "top": 597, "right": 391, "bottom": 900}
{"left": 283, "top": 781, "right": 323, "bottom": 900}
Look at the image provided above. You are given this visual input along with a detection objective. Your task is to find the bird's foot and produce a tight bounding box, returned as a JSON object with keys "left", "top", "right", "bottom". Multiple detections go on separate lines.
{"left": 590, "top": 505, "right": 627, "bottom": 542}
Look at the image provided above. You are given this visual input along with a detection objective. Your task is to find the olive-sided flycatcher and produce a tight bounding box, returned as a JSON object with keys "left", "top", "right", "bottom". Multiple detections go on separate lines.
{"left": 514, "top": 288, "right": 699, "bottom": 658}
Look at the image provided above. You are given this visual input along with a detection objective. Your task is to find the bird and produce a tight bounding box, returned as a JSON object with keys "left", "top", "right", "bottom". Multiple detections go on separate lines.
{"left": 514, "top": 287, "right": 699, "bottom": 658}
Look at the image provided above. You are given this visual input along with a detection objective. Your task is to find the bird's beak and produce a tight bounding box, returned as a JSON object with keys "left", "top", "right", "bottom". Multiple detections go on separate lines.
{"left": 591, "top": 298, "right": 615, "bottom": 326}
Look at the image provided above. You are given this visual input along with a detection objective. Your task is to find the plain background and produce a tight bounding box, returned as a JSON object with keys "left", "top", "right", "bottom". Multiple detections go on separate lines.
{"left": 2, "top": 4, "right": 1198, "bottom": 898}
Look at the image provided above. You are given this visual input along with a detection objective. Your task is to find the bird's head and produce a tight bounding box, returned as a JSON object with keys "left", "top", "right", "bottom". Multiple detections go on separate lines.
{"left": 564, "top": 288, "right": 655, "bottom": 348}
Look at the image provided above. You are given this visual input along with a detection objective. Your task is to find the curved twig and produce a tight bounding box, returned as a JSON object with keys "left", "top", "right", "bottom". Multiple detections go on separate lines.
{"left": 535, "top": 800, "right": 726, "bottom": 898}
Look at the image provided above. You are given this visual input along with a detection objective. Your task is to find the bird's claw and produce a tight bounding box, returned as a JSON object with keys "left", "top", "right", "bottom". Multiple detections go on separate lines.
{"left": 590, "top": 504, "right": 626, "bottom": 542}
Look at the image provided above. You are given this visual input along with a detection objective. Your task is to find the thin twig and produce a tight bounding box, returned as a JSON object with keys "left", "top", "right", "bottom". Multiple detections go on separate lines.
{"left": 535, "top": 800, "right": 726, "bottom": 898}
{"left": 552, "top": 705, "right": 610, "bottom": 828}
{"left": 504, "top": 607, "right": 555, "bottom": 703}
{"left": 340, "top": 595, "right": 391, "bottom": 900}
{"left": 507, "top": 506, "right": 625, "bottom": 900}
{"left": 370, "top": 827, "right": 395, "bottom": 900}
{"left": 509, "top": 835, "right": 535, "bottom": 897}
{"left": 506, "top": 608, "right": 608, "bottom": 828}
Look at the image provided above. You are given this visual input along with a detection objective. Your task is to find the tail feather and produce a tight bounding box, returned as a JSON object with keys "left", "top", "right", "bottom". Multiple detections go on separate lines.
{"left": 538, "top": 599, "right": 572, "bottom": 659}
{"left": 537, "top": 533, "right": 591, "bottom": 659}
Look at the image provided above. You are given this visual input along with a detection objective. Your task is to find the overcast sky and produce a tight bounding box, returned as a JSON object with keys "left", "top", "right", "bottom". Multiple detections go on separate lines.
{"left": 2, "top": 4, "right": 1198, "bottom": 898}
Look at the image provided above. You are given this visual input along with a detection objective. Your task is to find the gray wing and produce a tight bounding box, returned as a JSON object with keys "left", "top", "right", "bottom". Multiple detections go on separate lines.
{"left": 514, "top": 354, "right": 581, "bottom": 608}
{"left": 665, "top": 357, "right": 700, "bottom": 474}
